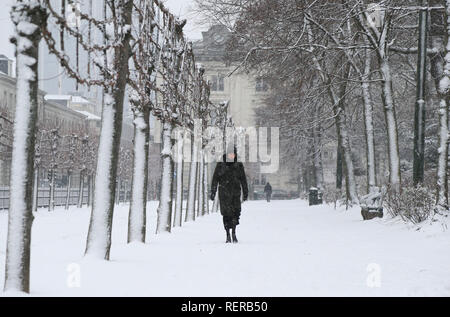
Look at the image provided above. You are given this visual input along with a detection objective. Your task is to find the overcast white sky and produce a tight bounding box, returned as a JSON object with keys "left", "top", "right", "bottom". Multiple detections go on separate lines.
{"left": 163, "top": 0, "right": 207, "bottom": 40}
{"left": 0, "top": 0, "right": 15, "bottom": 59}
{"left": 0, "top": 0, "right": 206, "bottom": 61}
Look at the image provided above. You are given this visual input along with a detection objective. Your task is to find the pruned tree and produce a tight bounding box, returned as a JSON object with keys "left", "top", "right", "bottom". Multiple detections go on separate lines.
{"left": 126, "top": 0, "right": 156, "bottom": 242}
{"left": 4, "top": 0, "right": 47, "bottom": 294}
{"left": 63, "top": 133, "right": 79, "bottom": 210}
{"left": 185, "top": 68, "right": 207, "bottom": 222}
{"left": 77, "top": 134, "right": 90, "bottom": 208}
{"left": 40, "top": 126, "right": 62, "bottom": 212}
{"left": 154, "top": 15, "right": 181, "bottom": 233}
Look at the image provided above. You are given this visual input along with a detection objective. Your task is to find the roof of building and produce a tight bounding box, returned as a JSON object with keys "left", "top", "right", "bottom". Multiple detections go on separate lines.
{"left": 45, "top": 94, "right": 92, "bottom": 105}
{"left": 0, "top": 71, "right": 16, "bottom": 85}
{"left": 74, "top": 110, "right": 101, "bottom": 121}
{"left": 192, "top": 25, "right": 231, "bottom": 62}
{"left": 44, "top": 94, "right": 72, "bottom": 101}
{"left": 71, "top": 96, "right": 91, "bottom": 104}
{"left": 43, "top": 99, "right": 87, "bottom": 119}
{"left": 0, "top": 54, "right": 12, "bottom": 60}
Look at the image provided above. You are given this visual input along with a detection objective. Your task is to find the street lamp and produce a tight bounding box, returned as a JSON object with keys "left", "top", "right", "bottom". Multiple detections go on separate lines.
{"left": 413, "top": 0, "right": 429, "bottom": 185}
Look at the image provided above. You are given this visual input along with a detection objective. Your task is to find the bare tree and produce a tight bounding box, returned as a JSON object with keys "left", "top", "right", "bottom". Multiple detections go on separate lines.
{"left": 353, "top": 2, "right": 402, "bottom": 192}
{"left": 435, "top": 1, "right": 450, "bottom": 210}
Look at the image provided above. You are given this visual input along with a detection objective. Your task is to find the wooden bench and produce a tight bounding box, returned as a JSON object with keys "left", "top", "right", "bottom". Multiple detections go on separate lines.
{"left": 360, "top": 189, "right": 384, "bottom": 220}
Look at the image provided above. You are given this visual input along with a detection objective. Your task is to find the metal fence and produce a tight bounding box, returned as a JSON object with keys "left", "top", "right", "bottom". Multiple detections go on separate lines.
{"left": 0, "top": 187, "right": 131, "bottom": 210}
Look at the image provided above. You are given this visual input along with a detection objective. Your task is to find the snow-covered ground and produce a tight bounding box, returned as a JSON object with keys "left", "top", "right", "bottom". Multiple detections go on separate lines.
{"left": 1, "top": 199, "right": 450, "bottom": 296}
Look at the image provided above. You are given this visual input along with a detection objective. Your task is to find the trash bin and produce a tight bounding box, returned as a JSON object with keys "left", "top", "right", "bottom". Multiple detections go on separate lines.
{"left": 309, "top": 187, "right": 317, "bottom": 206}
{"left": 309, "top": 187, "right": 323, "bottom": 206}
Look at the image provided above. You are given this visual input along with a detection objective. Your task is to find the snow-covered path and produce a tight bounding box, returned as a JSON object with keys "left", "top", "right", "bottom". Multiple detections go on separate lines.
{"left": 1, "top": 199, "right": 450, "bottom": 296}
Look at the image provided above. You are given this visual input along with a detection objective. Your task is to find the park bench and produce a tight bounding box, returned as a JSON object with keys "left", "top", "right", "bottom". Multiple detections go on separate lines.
{"left": 360, "top": 188, "right": 384, "bottom": 220}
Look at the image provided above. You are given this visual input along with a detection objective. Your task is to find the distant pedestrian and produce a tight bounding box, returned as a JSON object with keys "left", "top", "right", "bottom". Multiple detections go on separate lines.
{"left": 211, "top": 146, "right": 248, "bottom": 243}
{"left": 264, "top": 182, "right": 272, "bottom": 202}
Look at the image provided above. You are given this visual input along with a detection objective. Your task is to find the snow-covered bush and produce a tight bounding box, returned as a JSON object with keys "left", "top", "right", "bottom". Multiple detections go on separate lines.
{"left": 321, "top": 184, "right": 341, "bottom": 204}
{"left": 384, "top": 184, "right": 435, "bottom": 224}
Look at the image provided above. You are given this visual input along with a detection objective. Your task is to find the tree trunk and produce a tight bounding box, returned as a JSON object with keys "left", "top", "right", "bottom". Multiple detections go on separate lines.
{"left": 297, "top": 165, "right": 303, "bottom": 194}
{"left": 115, "top": 177, "right": 121, "bottom": 205}
{"left": 328, "top": 66, "right": 359, "bottom": 204}
{"left": 77, "top": 171, "right": 84, "bottom": 208}
{"left": 156, "top": 120, "right": 174, "bottom": 233}
{"left": 197, "top": 154, "right": 204, "bottom": 217}
{"left": 4, "top": 2, "right": 46, "bottom": 293}
{"left": 334, "top": 107, "right": 359, "bottom": 204}
{"left": 65, "top": 171, "right": 72, "bottom": 210}
{"left": 436, "top": 96, "right": 448, "bottom": 208}
{"left": 303, "top": 164, "right": 311, "bottom": 192}
{"left": 336, "top": 140, "right": 343, "bottom": 191}
{"left": 380, "top": 58, "right": 401, "bottom": 192}
{"left": 185, "top": 133, "right": 198, "bottom": 222}
{"left": 312, "top": 106, "right": 324, "bottom": 189}
{"left": 173, "top": 129, "right": 184, "bottom": 227}
{"left": 124, "top": 180, "right": 128, "bottom": 203}
{"left": 85, "top": 0, "right": 133, "bottom": 260}
{"left": 48, "top": 169, "right": 55, "bottom": 212}
{"left": 87, "top": 174, "right": 92, "bottom": 207}
{"left": 32, "top": 167, "right": 39, "bottom": 212}
{"left": 173, "top": 160, "right": 184, "bottom": 226}
{"left": 128, "top": 109, "right": 149, "bottom": 243}
{"left": 362, "top": 49, "right": 377, "bottom": 193}
{"left": 203, "top": 159, "right": 209, "bottom": 214}
{"left": 435, "top": 1, "right": 450, "bottom": 209}
{"left": 173, "top": 130, "right": 184, "bottom": 227}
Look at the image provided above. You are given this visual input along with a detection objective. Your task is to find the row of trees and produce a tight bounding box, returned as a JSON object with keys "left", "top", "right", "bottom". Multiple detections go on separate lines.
{"left": 195, "top": 0, "right": 450, "bottom": 209}
{"left": 1, "top": 103, "right": 140, "bottom": 210}
{"left": 33, "top": 124, "right": 97, "bottom": 211}
{"left": 4, "top": 0, "right": 222, "bottom": 293}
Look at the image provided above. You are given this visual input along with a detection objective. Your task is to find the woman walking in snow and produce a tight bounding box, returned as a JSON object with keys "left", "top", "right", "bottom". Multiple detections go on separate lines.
{"left": 210, "top": 146, "right": 248, "bottom": 243}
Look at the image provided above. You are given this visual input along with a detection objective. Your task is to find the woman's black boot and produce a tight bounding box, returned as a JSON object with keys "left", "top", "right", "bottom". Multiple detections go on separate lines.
{"left": 226, "top": 229, "right": 231, "bottom": 243}
{"left": 232, "top": 227, "right": 238, "bottom": 243}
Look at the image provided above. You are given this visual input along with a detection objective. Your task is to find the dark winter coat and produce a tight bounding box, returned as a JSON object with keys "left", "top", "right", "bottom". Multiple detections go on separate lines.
{"left": 264, "top": 183, "right": 272, "bottom": 194}
{"left": 211, "top": 155, "right": 248, "bottom": 218}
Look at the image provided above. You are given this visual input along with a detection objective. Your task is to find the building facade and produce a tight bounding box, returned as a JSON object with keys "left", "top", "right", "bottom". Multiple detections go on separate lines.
{"left": 0, "top": 58, "right": 93, "bottom": 186}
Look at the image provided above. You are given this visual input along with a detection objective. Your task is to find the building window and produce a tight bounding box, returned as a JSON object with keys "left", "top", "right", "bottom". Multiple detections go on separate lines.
{"left": 255, "top": 78, "right": 269, "bottom": 92}
{"left": 210, "top": 74, "right": 224, "bottom": 91}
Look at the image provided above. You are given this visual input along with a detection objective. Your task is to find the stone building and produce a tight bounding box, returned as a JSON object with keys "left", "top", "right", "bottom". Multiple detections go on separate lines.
{"left": 0, "top": 55, "right": 13, "bottom": 77}
{"left": 0, "top": 57, "right": 93, "bottom": 186}
{"left": 44, "top": 94, "right": 102, "bottom": 135}
{"left": 193, "top": 25, "right": 269, "bottom": 129}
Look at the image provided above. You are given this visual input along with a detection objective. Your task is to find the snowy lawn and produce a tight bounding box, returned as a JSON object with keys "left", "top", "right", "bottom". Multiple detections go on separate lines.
{"left": 1, "top": 199, "right": 450, "bottom": 296}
